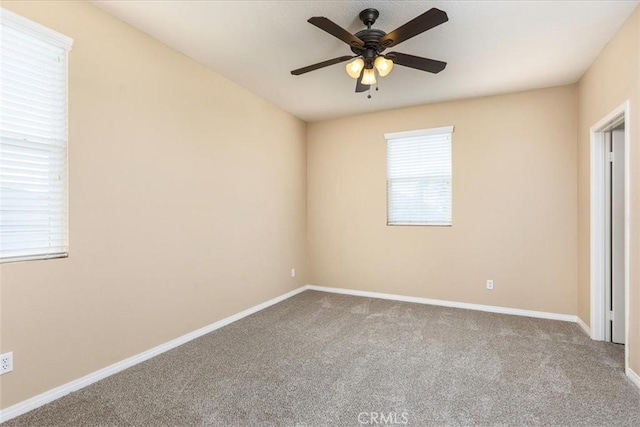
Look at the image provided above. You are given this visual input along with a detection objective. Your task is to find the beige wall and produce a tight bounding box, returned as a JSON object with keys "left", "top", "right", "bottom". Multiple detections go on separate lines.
{"left": 308, "top": 86, "right": 578, "bottom": 315}
{"left": 577, "top": 6, "right": 640, "bottom": 373}
{"left": 0, "top": 1, "right": 308, "bottom": 409}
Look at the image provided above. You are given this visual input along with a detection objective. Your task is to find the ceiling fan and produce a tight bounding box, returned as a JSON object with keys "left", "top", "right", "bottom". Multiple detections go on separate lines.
{"left": 291, "top": 8, "right": 449, "bottom": 96}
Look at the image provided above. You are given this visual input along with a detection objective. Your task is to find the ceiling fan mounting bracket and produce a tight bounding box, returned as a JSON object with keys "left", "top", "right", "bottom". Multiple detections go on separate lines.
{"left": 359, "top": 8, "right": 380, "bottom": 28}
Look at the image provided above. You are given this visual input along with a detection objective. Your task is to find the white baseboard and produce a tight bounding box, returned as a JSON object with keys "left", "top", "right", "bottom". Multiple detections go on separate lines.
{"left": 576, "top": 317, "right": 591, "bottom": 336}
{"left": 306, "top": 284, "right": 578, "bottom": 323}
{"left": 0, "top": 285, "right": 308, "bottom": 424}
{"left": 626, "top": 368, "right": 640, "bottom": 390}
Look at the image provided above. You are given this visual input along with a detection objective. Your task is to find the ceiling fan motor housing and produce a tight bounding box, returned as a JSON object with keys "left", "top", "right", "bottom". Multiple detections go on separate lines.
{"left": 351, "top": 29, "right": 387, "bottom": 55}
{"left": 351, "top": 9, "right": 388, "bottom": 56}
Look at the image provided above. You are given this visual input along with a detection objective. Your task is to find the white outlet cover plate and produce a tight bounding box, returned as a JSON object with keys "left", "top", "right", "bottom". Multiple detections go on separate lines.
{"left": 0, "top": 351, "right": 14, "bottom": 374}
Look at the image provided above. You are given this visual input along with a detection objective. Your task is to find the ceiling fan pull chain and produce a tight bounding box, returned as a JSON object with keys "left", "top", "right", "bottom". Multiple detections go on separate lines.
{"left": 367, "top": 86, "right": 372, "bottom": 99}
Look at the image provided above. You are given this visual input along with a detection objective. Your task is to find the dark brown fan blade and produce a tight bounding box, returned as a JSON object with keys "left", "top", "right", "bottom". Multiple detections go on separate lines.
{"left": 385, "top": 52, "right": 446, "bottom": 73}
{"left": 291, "top": 55, "right": 355, "bottom": 75}
{"left": 379, "top": 8, "right": 448, "bottom": 49}
{"left": 355, "top": 68, "right": 369, "bottom": 93}
{"left": 308, "top": 17, "right": 364, "bottom": 48}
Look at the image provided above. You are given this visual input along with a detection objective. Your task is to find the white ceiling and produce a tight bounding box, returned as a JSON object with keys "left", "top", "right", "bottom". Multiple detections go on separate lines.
{"left": 92, "top": 1, "right": 638, "bottom": 122}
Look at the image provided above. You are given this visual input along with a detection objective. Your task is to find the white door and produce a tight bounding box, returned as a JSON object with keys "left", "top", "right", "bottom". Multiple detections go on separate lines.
{"left": 610, "top": 126, "right": 625, "bottom": 344}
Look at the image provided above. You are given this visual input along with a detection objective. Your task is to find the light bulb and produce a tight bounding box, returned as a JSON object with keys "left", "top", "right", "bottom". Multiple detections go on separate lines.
{"left": 374, "top": 56, "right": 394, "bottom": 77}
{"left": 345, "top": 58, "right": 365, "bottom": 79}
{"left": 361, "top": 68, "right": 377, "bottom": 85}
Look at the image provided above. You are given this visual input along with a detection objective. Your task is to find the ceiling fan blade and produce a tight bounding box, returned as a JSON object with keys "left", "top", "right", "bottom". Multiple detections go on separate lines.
{"left": 385, "top": 52, "right": 446, "bottom": 73}
{"left": 379, "top": 8, "right": 448, "bottom": 49}
{"left": 291, "top": 55, "right": 355, "bottom": 75}
{"left": 308, "top": 16, "right": 364, "bottom": 48}
{"left": 355, "top": 68, "right": 369, "bottom": 93}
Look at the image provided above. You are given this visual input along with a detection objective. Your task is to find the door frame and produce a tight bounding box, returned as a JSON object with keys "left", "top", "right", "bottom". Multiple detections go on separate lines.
{"left": 590, "top": 100, "right": 630, "bottom": 368}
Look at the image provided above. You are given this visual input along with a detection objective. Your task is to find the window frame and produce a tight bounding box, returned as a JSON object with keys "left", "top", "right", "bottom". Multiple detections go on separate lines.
{"left": 0, "top": 8, "right": 73, "bottom": 264}
{"left": 385, "top": 125, "right": 454, "bottom": 227}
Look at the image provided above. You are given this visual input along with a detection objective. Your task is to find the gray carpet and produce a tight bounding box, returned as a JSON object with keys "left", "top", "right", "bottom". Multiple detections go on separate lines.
{"left": 4, "top": 290, "right": 640, "bottom": 426}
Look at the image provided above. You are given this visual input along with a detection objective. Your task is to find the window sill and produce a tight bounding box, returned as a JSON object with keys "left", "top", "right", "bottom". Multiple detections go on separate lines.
{"left": 0, "top": 253, "right": 69, "bottom": 265}
{"left": 387, "top": 223, "right": 452, "bottom": 227}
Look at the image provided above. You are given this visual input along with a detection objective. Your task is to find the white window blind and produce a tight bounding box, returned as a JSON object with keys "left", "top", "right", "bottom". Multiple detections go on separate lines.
{"left": 386, "top": 126, "right": 453, "bottom": 226}
{"left": 0, "top": 8, "right": 73, "bottom": 263}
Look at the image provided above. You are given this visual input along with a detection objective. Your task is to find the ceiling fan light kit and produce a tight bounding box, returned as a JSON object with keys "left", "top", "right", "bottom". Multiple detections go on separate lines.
{"left": 291, "top": 7, "right": 449, "bottom": 97}
{"left": 374, "top": 56, "right": 393, "bottom": 77}
{"left": 361, "top": 68, "right": 377, "bottom": 85}
{"left": 346, "top": 58, "right": 365, "bottom": 78}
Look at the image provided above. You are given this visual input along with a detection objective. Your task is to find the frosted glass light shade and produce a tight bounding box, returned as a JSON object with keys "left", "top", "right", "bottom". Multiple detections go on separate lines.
{"left": 345, "top": 58, "right": 365, "bottom": 78}
{"left": 361, "top": 68, "right": 377, "bottom": 85}
{"left": 374, "top": 56, "right": 394, "bottom": 77}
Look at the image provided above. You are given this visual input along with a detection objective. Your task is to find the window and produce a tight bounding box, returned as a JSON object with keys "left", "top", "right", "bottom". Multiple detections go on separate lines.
{"left": 385, "top": 126, "right": 453, "bottom": 226}
{"left": 0, "top": 9, "right": 73, "bottom": 263}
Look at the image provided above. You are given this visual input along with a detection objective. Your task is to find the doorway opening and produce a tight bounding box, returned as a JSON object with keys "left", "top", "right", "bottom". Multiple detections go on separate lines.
{"left": 604, "top": 122, "right": 625, "bottom": 344}
{"left": 590, "top": 101, "right": 629, "bottom": 368}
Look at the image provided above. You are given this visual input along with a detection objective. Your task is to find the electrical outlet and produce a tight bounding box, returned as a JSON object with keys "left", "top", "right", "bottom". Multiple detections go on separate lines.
{"left": 0, "top": 352, "right": 13, "bottom": 375}
{"left": 291, "top": 268, "right": 296, "bottom": 278}
{"left": 486, "top": 280, "right": 494, "bottom": 290}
